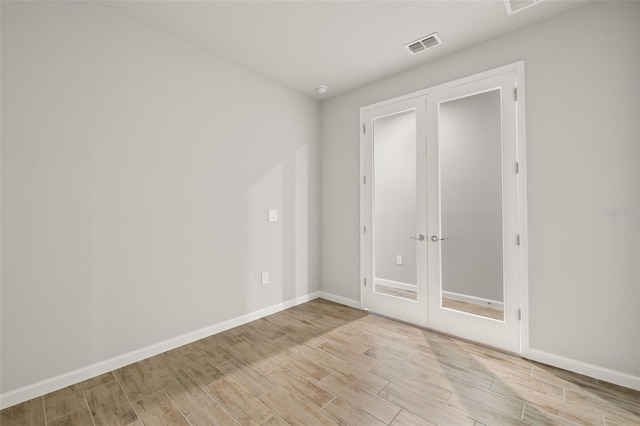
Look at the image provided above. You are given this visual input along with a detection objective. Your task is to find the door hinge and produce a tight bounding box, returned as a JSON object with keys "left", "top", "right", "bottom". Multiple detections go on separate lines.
{"left": 363, "top": 176, "right": 366, "bottom": 185}
{"left": 516, "top": 234, "right": 521, "bottom": 246}
{"left": 517, "top": 309, "right": 521, "bottom": 320}
{"left": 515, "top": 162, "right": 519, "bottom": 174}
{"left": 363, "top": 226, "right": 367, "bottom": 234}
{"left": 364, "top": 277, "right": 367, "bottom": 287}
{"left": 514, "top": 87, "right": 518, "bottom": 101}
{"left": 362, "top": 124, "right": 366, "bottom": 134}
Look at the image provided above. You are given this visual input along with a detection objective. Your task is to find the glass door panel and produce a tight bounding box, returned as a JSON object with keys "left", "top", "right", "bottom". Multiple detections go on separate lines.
{"left": 373, "top": 110, "right": 418, "bottom": 301}
{"left": 439, "top": 90, "right": 505, "bottom": 321}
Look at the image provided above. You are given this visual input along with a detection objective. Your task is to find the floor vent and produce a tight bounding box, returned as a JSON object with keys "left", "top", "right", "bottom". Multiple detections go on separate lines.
{"left": 504, "top": 0, "right": 547, "bottom": 15}
{"left": 405, "top": 33, "right": 442, "bottom": 55}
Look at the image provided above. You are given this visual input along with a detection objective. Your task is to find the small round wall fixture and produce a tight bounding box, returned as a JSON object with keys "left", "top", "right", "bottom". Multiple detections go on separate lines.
{"left": 315, "top": 85, "right": 328, "bottom": 95}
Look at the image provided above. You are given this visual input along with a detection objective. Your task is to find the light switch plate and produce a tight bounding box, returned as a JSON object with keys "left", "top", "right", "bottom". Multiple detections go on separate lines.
{"left": 261, "top": 272, "right": 269, "bottom": 284}
{"left": 396, "top": 255, "right": 403, "bottom": 265}
{"left": 268, "top": 210, "right": 278, "bottom": 222}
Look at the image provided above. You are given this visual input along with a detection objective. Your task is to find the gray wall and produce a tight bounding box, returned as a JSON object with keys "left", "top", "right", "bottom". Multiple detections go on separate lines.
{"left": 1, "top": 2, "right": 320, "bottom": 393}
{"left": 320, "top": 1, "right": 639, "bottom": 377}
{"left": 373, "top": 111, "right": 417, "bottom": 286}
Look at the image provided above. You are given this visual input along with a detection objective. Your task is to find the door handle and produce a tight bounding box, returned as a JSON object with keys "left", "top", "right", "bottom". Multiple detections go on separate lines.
{"left": 431, "top": 235, "right": 448, "bottom": 242}
{"left": 410, "top": 234, "right": 425, "bottom": 241}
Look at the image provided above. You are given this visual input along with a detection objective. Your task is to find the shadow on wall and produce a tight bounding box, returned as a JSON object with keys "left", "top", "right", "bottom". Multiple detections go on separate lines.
{"left": 245, "top": 143, "right": 314, "bottom": 314}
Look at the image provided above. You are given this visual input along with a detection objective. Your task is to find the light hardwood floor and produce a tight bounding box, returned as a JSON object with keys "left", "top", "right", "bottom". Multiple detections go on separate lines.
{"left": 2, "top": 299, "right": 639, "bottom": 425}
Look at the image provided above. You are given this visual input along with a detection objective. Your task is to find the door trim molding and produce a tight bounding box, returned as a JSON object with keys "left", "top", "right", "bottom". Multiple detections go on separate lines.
{"left": 359, "top": 109, "right": 367, "bottom": 311}
{"left": 514, "top": 62, "right": 530, "bottom": 357}
{"left": 361, "top": 61, "right": 523, "bottom": 114}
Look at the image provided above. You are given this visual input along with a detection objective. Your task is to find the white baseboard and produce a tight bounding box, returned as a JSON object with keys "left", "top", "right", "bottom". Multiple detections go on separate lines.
{"left": 318, "top": 291, "right": 363, "bottom": 310}
{"left": 375, "top": 278, "right": 417, "bottom": 292}
{"left": 525, "top": 348, "right": 640, "bottom": 391}
{"left": 442, "top": 290, "right": 504, "bottom": 310}
{"left": 0, "top": 291, "right": 321, "bottom": 410}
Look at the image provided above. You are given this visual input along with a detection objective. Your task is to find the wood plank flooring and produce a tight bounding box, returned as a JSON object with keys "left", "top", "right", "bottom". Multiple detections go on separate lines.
{"left": 2, "top": 299, "right": 639, "bottom": 425}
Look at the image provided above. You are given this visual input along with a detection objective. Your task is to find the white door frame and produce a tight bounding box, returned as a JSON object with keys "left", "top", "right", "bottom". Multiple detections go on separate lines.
{"left": 359, "top": 61, "right": 529, "bottom": 354}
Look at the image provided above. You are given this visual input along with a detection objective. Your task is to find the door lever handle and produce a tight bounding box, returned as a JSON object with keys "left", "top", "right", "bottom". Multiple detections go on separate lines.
{"left": 410, "top": 234, "right": 425, "bottom": 241}
{"left": 431, "top": 235, "right": 448, "bottom": 242}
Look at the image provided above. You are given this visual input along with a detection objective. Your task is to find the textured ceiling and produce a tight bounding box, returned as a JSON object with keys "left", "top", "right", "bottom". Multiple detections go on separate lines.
{"left": 105, "top": 1, "right": 590, "bottom": 99}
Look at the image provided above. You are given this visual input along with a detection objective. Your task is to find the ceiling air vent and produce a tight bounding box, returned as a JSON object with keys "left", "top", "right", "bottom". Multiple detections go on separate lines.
{"left": 405, "top": 33, "right": 442, "bottom": 55}
{"left": 504, "top": 0, "right": 547, "bottom": 16}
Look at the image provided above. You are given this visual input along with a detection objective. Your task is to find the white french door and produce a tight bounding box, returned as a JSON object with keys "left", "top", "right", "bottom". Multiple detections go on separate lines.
{"left": 425, "top": 71, "right": 521, "bottom": 353}
{"left": 362, "top": 98, "right": 428, "bottom": 326}
{"left": 361, "top": 63, "right": 525, "bottom": 353}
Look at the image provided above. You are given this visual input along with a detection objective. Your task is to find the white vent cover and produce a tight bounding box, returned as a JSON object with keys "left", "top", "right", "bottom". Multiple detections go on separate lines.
{"left": 504, "top": 0, "right": 547, "bottom": 15}
{"left": 405, "top": 33, "right": 442, "bottom": 55}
